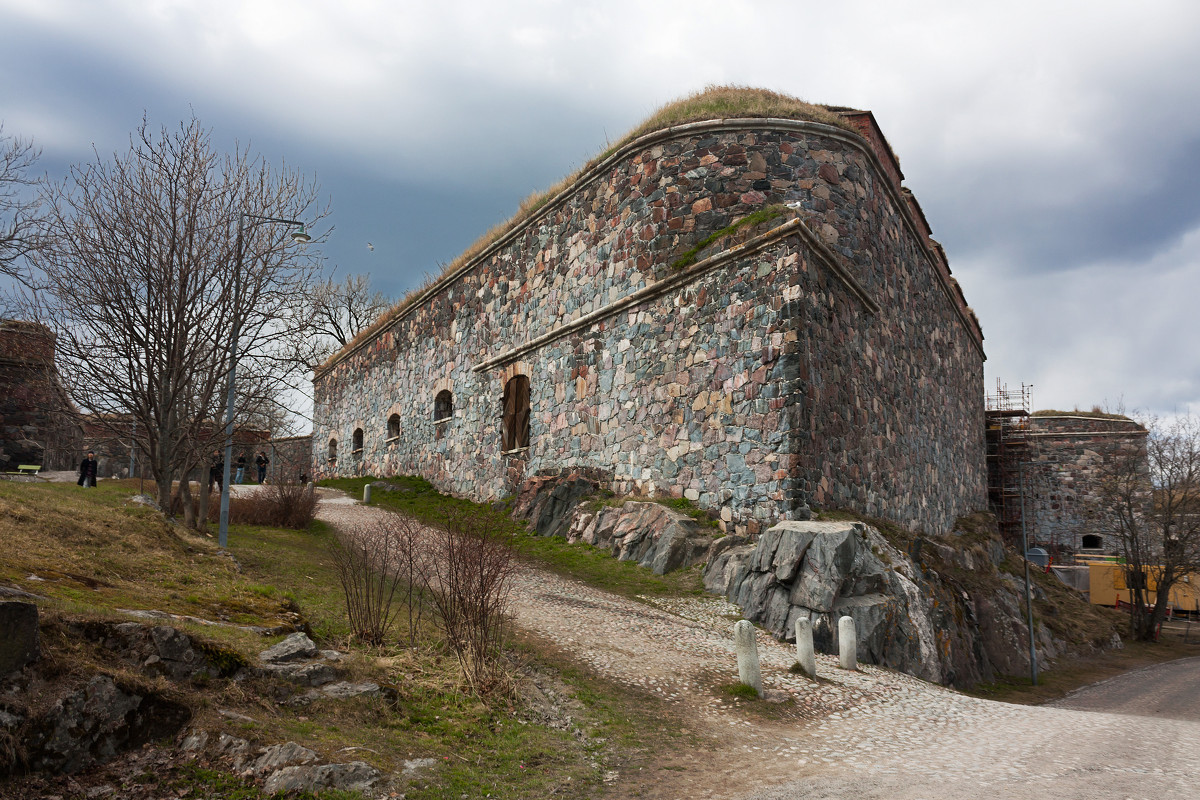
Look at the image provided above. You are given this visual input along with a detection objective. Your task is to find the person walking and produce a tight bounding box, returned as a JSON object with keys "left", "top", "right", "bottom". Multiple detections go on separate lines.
{"left": 255, "top": 451, "right": 269, "bottom": 484}
{"left": 235, "top": 453, "right": 247, "bottom": 484}
{"left": 208, "top": 451, "right": 224, "bottom": 493}
{"left": 77, "top": 450, "right": 99, "bottom": 487}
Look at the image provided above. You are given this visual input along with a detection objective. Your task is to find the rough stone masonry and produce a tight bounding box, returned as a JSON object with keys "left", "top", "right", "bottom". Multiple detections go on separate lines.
{"left": 313, "top": 99, "right": 987, "bottom": 536}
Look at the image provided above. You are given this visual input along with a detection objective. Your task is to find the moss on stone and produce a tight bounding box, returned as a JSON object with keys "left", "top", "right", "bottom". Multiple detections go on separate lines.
{"left": 669, "top": 205, "right": 790, "bottom": 271}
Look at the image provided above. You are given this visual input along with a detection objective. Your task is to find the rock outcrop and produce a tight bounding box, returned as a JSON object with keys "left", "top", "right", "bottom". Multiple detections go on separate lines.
{"left": 706, "top": 519, "right": 1074, "bottom": 687}
{"left": 511, "top": 470, "right": 716, "bottom": 575}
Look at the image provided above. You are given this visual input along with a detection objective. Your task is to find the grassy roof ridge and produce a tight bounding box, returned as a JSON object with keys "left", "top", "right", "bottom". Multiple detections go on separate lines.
{"left": 1031, "top": 409, "right": 1135, "bottom": 421}
{"left": 318, "top": 86, "right": 854, "bottom": 374}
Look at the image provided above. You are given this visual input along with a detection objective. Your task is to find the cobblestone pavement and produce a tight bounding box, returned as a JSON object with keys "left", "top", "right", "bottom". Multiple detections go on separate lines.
{"left": 317, "top": 493, "right": 1200, "bottom": 800}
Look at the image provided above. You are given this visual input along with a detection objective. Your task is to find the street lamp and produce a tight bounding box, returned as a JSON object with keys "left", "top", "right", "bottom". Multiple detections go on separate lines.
{"left": 217, "top": 213, "right": 311, "bottom": 548}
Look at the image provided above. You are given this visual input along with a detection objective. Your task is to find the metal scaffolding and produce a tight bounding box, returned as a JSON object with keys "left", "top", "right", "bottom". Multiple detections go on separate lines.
{"left": 985, "top": 380, "right": 1031, "bottom": 546}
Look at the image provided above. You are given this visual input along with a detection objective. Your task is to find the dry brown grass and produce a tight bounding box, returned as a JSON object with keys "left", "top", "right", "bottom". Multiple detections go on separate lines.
{"left": 317, "top": 85, "right": 853, "bottom": 374}
{"left": 0, "top": 480, "right": 294, "bottom": 628}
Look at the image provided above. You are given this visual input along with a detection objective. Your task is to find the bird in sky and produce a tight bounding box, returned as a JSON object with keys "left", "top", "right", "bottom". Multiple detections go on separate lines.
{"left": 367, "top": 242, "right": 374, "bottom": 251}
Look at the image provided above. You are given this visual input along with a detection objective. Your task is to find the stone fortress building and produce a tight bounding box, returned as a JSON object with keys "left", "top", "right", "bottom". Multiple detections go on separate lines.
{"left": 0, "top": 319, "right": 82, "bottom": 471}
{"left": 313, "top": 89, "right": 989, "bottom": 536}
{"left": 1026, "top": 413, "right": 1147, "bottom": 555}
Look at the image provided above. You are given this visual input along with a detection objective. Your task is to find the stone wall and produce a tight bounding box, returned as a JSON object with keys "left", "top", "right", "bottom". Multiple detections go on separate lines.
{"left": 267, "top": 435, "right": 313, "bottom": 483}
{"left": 0, "top": 320, "right": 83, "bottom": 471}
{"left": 313, "top": 114, "right": 988, "bottom": 535}
{"left": 1024, "top": 415, "right": 1148, "bottom": 553}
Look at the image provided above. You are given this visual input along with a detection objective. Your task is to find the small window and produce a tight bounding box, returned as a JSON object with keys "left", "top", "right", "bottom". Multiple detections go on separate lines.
{"left": 328, "top": 438, "right": 337, "bottom": 462}
{"left": 501, "top": 375, "right": 531, "bottom": 451}
{"left": 434, "top": 390, "right": 453, "bottom": 422}
{"left": 387, "top": 413, "right": 401, "bottom": 439}
{"left": 1081, "top": 534, "right": 1103, "bottom": 549}
{"left": 352, "top": 428, "right": 364, "bottom": 453}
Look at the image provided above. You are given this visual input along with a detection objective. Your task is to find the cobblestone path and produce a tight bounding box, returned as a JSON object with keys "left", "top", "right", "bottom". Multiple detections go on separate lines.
{"left": 317, "top": 492, "right": 1200, "bottom": 800}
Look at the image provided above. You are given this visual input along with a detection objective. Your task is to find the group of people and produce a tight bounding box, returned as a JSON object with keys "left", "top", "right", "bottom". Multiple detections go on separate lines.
{"left": 78, "top": 448, "right": 274, "bottom": 490}
{"left": 208, "top": 450, "right": 270, "bottom": 491}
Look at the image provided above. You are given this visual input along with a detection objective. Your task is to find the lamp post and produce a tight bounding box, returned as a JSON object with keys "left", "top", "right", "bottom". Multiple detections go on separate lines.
{"left": 217, "top": 213, "right": 310, "bottom": 549}
{"left": 1018, "top": 460, "right": 1039, "bottom": 686}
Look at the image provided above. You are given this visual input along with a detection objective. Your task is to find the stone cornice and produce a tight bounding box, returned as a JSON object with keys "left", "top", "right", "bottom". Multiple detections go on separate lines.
{"left": 317, "top": 116, "right": 983, "bottom": 379}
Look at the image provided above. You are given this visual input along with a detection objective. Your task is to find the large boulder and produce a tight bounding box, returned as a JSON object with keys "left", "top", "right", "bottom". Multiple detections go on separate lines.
{"left": 512, "top": 469, "right": 610, "bottom": 539}
{"left": 708, "top": 519, "right": 1056, "bottom": 687}
{"left": 25, "top": 675, "right": 190, "bottom": 774}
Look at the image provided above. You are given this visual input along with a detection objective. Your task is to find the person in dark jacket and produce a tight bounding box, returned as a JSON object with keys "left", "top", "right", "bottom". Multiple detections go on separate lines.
{"left": 78, "top": 451, "right": 98, "bottom": 487}
{"left": 255, "top": 451, "right": 269, "bottom": 484}
{"left": 235, "top": 453, "right": 247, "bottom": 484}
{"left": 208, "top": 451, "right": 224, "bottom": 493}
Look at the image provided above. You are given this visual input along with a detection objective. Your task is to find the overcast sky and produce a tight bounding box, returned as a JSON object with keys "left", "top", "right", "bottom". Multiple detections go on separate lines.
{"left": 3, "top": 0, "right": 1199, "bottom": 425}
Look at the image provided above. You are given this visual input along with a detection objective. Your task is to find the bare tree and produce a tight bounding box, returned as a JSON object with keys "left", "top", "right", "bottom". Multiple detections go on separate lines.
{"left": 25, "top": 117, "right": 323, "bottom": 515}
{"left": 286, "top": 273, "right": 390, "bottom": 371}
{"left": 0, "top": 124, "right": 48, "bottom": 282}
{"left": 1080, "top": 414, "right": 1200, "bottom": 640}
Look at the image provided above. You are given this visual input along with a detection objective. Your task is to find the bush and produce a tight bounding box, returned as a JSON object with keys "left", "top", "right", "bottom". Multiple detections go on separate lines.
{"left": 328, "top": 515, "right": 428, "bottom": 647}
{"left": 209, "top": 483, "right": 317, "bottom": 530}
{"left": 425, "top": 507, "right": 517, "bottom": 697}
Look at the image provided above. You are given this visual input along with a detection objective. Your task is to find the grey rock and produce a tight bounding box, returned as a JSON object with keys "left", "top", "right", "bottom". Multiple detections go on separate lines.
{"left": 259, "top": 661, "right": 337, "bottom": 686}
{"left": 263, "top": 761, "right": 381, "bottom": 795}
{"left": 0, "top": 601, "right": 39, "bottom": 675}
{"left": 251, "top": 741, "right": 320, "bottom": 774}
{"left": 321, "top": 681, "right": 380, "bottom": 699}
{"left": 259, "top": 632, "right": 318, "bottom": 663}
{"left": 27, "top": 675, "right": 190, "bottom": 773}
{"left": 215, "top": 733, "right": 251, "bottom": 756}
{"left": 402, "top": 757, "right": 438, "bottom": 775}
{"left": 179, "top": 729, "right": 208, "bottom": 752}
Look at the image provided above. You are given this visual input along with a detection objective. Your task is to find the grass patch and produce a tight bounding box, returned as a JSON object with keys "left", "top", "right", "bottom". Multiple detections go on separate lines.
{"left": 720, "top": 682, "right": 761, "bottom": 701}
{"left": 321, "top": 476, "right": 707, "bottom": 601}
{"left": 669, "top": 205, "right": 789, "bottom": 270}
{"left": 2, "top": 479, "right": 687, "bottom": 799}
{"left": 0, "top": 479, "right": 296, "bottom": 629}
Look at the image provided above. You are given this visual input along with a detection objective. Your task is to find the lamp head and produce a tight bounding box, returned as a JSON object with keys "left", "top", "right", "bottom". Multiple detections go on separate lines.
{"left": 290, "top": 225, "right": 311, "bottom": 244}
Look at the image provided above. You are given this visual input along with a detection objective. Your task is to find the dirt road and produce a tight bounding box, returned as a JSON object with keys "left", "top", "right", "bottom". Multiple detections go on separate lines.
{"left": 1050, "top": 655, "right": 1200, "bottom": 721}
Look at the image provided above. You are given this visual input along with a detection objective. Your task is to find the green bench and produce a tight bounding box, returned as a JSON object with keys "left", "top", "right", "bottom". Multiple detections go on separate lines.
{"left": 2, "top": 464, "right": 43, "bottom": 478}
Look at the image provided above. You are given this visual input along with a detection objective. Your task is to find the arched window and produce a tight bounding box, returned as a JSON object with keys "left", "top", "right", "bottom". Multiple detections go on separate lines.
{"left": 328, "top": 438, "right": 337, "bottom": 462}
{"left": 352, "top": 428, "right": 364, "bottom": 453}
{"left": 501, "top": 375, "right": 530, "bottom": 451}
{"left": 387, "top": 413, "right": 401, "bottom": 439}
{"left": 1081, "top": 534, "right": 1103, "bottom": 549}
{"left": 434, "top": 390, "right": 453, "bottom": 422}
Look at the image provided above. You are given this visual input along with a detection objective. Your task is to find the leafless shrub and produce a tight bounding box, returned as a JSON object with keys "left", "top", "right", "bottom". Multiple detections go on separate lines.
{"left": 425, "top": 507, "right": 517, "bottom": 696}
{"left": 175, "top": 484, "right": 318, "bottom": 529}
{"left": 329, "top": 515, "right": 428, "bottom": 647}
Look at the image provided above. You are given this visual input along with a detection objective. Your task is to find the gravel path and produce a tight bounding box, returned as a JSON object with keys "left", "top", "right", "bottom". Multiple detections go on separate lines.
{"left": 316, "top": 491, "right": 1200, "bottom": 800}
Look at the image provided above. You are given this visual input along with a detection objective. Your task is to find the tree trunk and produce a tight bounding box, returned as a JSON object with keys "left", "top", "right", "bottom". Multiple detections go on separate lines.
{"left": 196, "top": 479, "right": 211, "bottom": 529}
{"left": 179, "top": 475, "right": 195, "bottom": 529}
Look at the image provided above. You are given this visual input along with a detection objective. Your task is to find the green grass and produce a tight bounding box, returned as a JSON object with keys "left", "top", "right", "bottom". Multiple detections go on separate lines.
{"left": 321, "top": 475, "right": 706, "bottom": 601}
{"left": 720, "top": 682, "right": 761, "bottom": 701}
{"left": 2, "top": 478, "right": 688, "bottom": 799}
{"left": 669, "top": 204, "right": 789, "bottom": 270}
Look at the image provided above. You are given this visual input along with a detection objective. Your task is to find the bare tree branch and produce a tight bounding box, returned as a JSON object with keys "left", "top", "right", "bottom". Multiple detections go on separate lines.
{"left": 23, "top": 116, "right": 325, "bottom": 515}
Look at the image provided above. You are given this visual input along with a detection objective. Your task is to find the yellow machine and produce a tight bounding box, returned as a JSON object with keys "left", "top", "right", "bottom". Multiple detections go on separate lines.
{"left": 1082, "top": 557, "right": 1200, "bottom": 613}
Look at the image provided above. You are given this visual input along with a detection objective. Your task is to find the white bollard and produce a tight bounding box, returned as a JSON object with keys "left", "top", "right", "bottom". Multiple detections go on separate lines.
{"left": 362, "top": 484, "right": 372, "bottom": 503}
{"left": 734, "top": 620, "right": 762, "bottom": 696}
{"left": 307, "top": 482, "right": 314, "bottom": 492}
{"left": 795, "top": 615, "right": 817, "bottom": 679}
{"left": 838, "top": 615, "right": 857, "bottom": 670}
